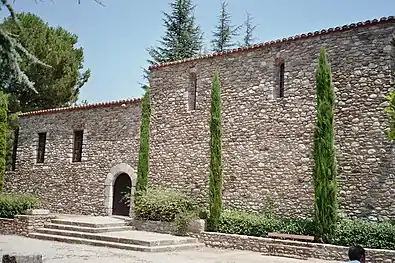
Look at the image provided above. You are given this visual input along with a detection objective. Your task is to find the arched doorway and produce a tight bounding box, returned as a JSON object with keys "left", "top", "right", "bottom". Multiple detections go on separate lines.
{"left": 112, "top": 173, "right": 131, "bottom": 216}
{"left": 104, "top": 163, "right": 137, "bottom": 217}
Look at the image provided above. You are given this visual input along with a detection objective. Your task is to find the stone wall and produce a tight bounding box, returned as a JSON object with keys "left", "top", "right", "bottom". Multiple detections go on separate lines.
{"left": 5, "top": 100, "right": 141, "bottom": 215}
{"left": 197, "top": 232, "right": 395, "bottom": 263}
{"left": 0, "top": 215, "right": 55, "bottom": 236}
{"left": 149, "top": 19, "right": 395, "bottom": 220}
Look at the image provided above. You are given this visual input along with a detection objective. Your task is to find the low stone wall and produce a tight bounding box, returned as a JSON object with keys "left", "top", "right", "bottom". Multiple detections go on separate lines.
{"left": 0, "top": 214, "right": 55, "bottom": 237}
{"left": 132, "top": 219, "right": 205, "bottom": 235}
{"left": 198, "top": 232, "right": 395, "bottom": 263}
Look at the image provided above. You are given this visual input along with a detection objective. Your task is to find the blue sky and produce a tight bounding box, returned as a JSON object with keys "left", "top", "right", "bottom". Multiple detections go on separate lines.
{"left": 1, "top": 0, "right": 394, "bottom": 103}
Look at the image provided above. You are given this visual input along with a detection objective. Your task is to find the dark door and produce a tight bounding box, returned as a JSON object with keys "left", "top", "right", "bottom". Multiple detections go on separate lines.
{"left": 112, "top": 173, "right": 131, "bottom": 216}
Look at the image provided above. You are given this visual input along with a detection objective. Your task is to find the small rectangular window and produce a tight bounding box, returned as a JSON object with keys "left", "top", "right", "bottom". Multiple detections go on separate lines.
{"left": 279, "top": 62, "right": 285, "bottom": 98}
{"left": 36, "top": 132, "right": 46, "bottom": 163}
{"left": 72, "top": 130, "right": 83, "bottom": 162}
{"left": 188, "top": 73, "right": 197, "bottom": 110}
{"left": 11, "top": 128, "right": 19, "bottom": 171}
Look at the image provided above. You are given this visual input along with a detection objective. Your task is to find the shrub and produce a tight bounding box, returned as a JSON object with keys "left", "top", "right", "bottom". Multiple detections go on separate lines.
{"left": 218, "top": 210, "right": 314, "bottom": 237}
{"left": 219, "top": 210, "right": 395, "bottom": 250}
{"left": 174, "top": 210, "right": 198, "bottom": 234}
{"left": 0, "top": 194, "right": 40, "bottom": 218}
{"left": 134, "top": 187, "right": 196, "bottom": 222}
{"left": 329, "top": 219, "right": 395, "bottom": 250}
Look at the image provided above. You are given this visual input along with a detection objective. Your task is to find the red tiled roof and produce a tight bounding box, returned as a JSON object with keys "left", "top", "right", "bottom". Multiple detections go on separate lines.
{"left": 19, "top": 98, "right": 142, "bottom": 117}
{"left": 148, "top": 16, "right": 395, "bottom": 71}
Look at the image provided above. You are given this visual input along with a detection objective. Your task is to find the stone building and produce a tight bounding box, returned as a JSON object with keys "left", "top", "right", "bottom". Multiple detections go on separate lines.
{"left": 6, "top": 99, "right": 142, "bottom": 216}
{"left": 5, "top": 16, "right": 395, "bottom": 220}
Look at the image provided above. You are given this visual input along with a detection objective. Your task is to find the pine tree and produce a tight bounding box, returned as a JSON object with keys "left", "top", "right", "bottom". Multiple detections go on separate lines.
{"left": 243, "top": 12, "right": 257, "bottom": 46}
{"left": 208, "top": 72, "right": 223, "bottom": 231}
{"left": 313, "top": 47, "right": 338, "bottom": 242}
{"left": 136, "top": 86, "right": 151, "bottom": 194}
{"left": 0, "top": 90, "right": 7, "bottom": 192}
{"left": 0, "top": 0, "right": 101, "bottom": 92}
{"left": 211, "top": 1, "right": 241, "bottom": 52}
{"left": 147, "top": 0, "right": 203, "bottom": 65}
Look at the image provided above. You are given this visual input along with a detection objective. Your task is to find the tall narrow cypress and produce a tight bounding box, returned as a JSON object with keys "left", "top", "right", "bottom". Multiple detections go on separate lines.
{"left": 136, "top": 86, "right": 151, "bottom": 193}
{"left": 0, "top": 91, "right": 8, "bottom": 192}
{"left": 208, "top": 72, "right": 223, "bottom": 231}
{"left": 313, "top": 47, "right": 338, "bottom": 242}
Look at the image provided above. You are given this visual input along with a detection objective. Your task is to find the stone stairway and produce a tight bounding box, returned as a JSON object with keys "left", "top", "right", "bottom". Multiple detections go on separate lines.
{"left": 29, "top": 215, "right": 204, "bottom": 252}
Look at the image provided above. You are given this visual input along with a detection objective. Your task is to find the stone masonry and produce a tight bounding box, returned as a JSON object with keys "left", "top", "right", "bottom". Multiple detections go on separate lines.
{"left": 5, "top": 100, "right": 141, "bottom": 215}
{"left": 4, "top": 17, "right": 395, "bottom": 220}
{"left": 148, "top": 17, "right": 395, "bottom": 220}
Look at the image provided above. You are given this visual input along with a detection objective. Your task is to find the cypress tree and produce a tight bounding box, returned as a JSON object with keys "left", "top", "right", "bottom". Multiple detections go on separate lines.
{"left": 0, "top": 90, "right": 8, "bottom": 192}
{"left": 211, "top": 1, "right": 241, "bottom": 52}
{"left": 136, "top": 86, "right": 151, "bottom": 193}
{"left": 313, "top": 47, "right": 338, "bottom": 242}
{"left": 384, "top": 38, "right": 395, "bottom": 141}
{"left": 208, "top": 72, "right": 223, "bottom": 231}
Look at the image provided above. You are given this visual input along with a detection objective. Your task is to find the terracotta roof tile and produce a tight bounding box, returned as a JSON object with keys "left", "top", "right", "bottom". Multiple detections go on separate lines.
{"left": 148, "top": 16, "right": 395, "bottom": 71}
{"left": 19, "top": 97, "right": 141, "bottom": 117}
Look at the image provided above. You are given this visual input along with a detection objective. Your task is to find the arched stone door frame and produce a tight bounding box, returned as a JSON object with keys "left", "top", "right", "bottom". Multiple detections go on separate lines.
{"left": 104, "top": 163, "right": 137, "bottom": 217}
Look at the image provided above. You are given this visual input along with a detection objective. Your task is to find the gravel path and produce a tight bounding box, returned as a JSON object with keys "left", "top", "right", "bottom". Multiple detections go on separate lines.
{"left": 0, "top": 235, "right": 339, "bottom": 263}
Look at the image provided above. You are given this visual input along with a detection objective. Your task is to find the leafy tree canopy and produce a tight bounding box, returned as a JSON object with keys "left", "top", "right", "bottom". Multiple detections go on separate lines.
{"left": 0, "top": 12, "right": 90, "bottom": 112}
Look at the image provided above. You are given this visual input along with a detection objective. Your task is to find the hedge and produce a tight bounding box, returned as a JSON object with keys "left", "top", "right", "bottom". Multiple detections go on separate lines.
{"left": 218, "top": 210, "right": 314, "bottom": 237}
{"left": 134, "top": 187, "right": 197, "bottom": 222}
{"left": 0, "top": 194, "right": 40, "bottom": 219}
{"left": 329, "top": 219, "right": 395, "bottom": 250}
{"left": 218, "top": 210, "right": 395, "bottom": 250}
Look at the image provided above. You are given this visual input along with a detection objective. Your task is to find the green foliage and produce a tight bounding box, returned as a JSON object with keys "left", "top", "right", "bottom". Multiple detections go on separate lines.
{"left": 147, "top": 0, "right": 203, "bottom": 66}
{"left": 384, "top": 38, "right": 395, "bottom": 141}
{"left": 385, "top": 90, "right": 395, "bottom": 141}
{"left": 0, "top": 91, "right": 7, "bottom": 192}
{"left": 208, "top": 72, "right": 223, "bottom": 231}
{"left": 5, "top": 112, "right": 18, "bottom": 170}
{"left": 1, "top": 12, "right": 90, "bottom": 112}
{"left": 329, "top": 220, "right": 395, "bottom": 250}
{"left": 134, "top": 187, "right": 196, "bottom": 222}
{"left": 0, "top": 194, "right": 39, "bottom": 218}
{"left": 211, "top": 1, "right": 241, "bottom": 52}
{"left": 329, "top": 219, "right": 395, "bottom": 250}
{"left": 313, "top": 47, "right": 338, "bottom": 242}
{"left": 219, "top": 210, "right": 395, "bottom": 250}
{"left": 218, "top": 210, "right": 315, "bottom": 237}
{"left": 243, "top": 12, "right": 257, "bottom": 46}
{"left": 136, "top": 87, "right": 151, "bottom": 193}
{"left": 174, "top": 210, "right": 198, "bottom": 234}
{"left": 0, "top": 2, "right": 47, "bottom": 92}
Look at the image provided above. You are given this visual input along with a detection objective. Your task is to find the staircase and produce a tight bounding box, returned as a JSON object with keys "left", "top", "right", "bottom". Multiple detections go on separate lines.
{"left": 29, "top": 215, "right": 204, "bottom": 252}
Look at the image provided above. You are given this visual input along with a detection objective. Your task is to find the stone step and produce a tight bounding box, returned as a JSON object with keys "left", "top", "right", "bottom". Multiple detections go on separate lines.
{"left": 44, "top": 223, "right": 134, "bottom": 233}
{"left": 35, "top": 228, "right": 199, "bottom": 247}
{"left": 29, "top": 232, "right": 205, "bottom": 252}
{"left": 51, "top": 218, "right": 126, "bottom": 228}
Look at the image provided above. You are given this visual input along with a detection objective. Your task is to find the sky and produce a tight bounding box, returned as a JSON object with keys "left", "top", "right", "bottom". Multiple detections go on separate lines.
{"left": 1, "top": 0, "right": 395, "bottom": 104}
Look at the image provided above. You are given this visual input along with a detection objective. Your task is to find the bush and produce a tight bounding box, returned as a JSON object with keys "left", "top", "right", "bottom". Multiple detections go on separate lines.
{"left": 218, "top": 210, "right": 314, "bottom": 237}
{"left": 219, "top": 210, "right": 395, "bottom": 250}
{"left": 134, "top": 187, "right": 196, "bottom": 222}
{"left": 0, "top": 194, "right": 40, "bottom": 218}
{"left": 174, "top": 210, "right": 198, "bottom": 234}
{"left": 329, "top": 219, "right": 395, "bottom": 250}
